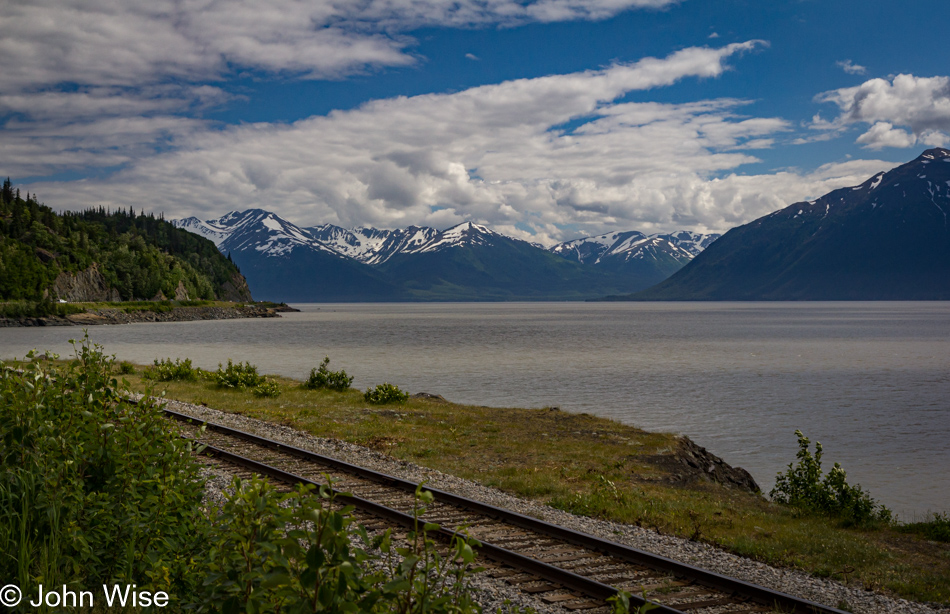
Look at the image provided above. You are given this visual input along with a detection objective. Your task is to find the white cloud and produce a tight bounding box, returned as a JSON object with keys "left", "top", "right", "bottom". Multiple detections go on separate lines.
{"left": 0, "top": 0, "right": 679, "bottom": 94}
{"left": 855, "top": 122, "right": 917, "bottom": 150}
{"left": 465, "top": 53, "right": 480, "bottom": 60}
{"left": 23, "top": 41, "right": 897, "bottom": 242}
{"left": 0, "top": 0, "right": 683, "bottom": 179}
{"left": 816, "top": 73, "right": 950, "bottom": 149}
{"left": 836, "top": 59, "right": 867, "bottom": 75}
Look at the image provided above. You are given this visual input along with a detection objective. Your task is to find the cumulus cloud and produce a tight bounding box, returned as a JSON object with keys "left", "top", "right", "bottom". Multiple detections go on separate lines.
{"left": 23, "top": 41, "right": 897, "bottom": 242}
{"left": 815, "top": 73, "right": 950, "bottom": 149}
{"left": 836, "top": 59, "right": 867, "bottom": 75}
{"left": 855, "top": 122, "right": 917, "bottom": 150}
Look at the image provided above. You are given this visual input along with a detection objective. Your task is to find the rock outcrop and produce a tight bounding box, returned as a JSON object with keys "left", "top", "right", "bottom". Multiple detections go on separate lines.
{"left": 218, "top": 272, "right": 254, "bottom": 302}
{"left": 644, "top": 436, "right": 760, "bottom": 493}
{"left": 174, "top": 280, "right": 190, "bottom": 300}
{"left": 51, "top": 264, "right": 121, "bottom": 302}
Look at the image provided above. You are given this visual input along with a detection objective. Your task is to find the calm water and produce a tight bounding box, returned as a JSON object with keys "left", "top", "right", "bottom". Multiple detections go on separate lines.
{"left": 2, "top": 302, "right": 948, "bottom": 519}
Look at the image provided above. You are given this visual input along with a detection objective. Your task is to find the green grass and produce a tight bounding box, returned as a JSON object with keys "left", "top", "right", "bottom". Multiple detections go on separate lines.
{"left": 0, "top": 299, "right": 286, "bottom": 319}
{"left": 113, "top": 365, "right": 950, "bottom": 605}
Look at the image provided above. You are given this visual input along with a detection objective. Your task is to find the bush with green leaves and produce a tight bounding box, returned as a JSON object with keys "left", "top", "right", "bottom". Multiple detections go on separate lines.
{"left": 770, "top": 430, "right": 891, "bottom": 525}
{"left": 196, "top": 478, "right": 484, "bottom": 614}
{"left": 144, "top": 356, "right": 200, "bottom": 381}
{"left": 1, "top": 339, "right": 490, "bottom": 613}
{"left": 118, "top": 360, "right": 136, "bottom": 374}
{"left": 364, "top": 382, "right": 409, "bottom": 405}
{"left": 213, "top": 358, "right": 266, "bottom": 389}
{"left": 252, "top": 379, "right": 282, "bottom": 398}
{"left": 0, "top": 336, "right": 208, "bottom": 603}
{"left": 304, "top": 356, "right": 354, "bottom": 392}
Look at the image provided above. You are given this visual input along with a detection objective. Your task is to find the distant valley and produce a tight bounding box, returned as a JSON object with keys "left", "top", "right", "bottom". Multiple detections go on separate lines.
{"left": 173, "top": 212, "right": 718, "bottom": 301}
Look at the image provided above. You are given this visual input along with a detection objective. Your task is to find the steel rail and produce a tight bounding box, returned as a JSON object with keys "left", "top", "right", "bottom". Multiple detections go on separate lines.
{"left": 199, "top": 442, "right": 679, "bottom": 612}
{"left": 167, "top": 408, "right": 850, "bottom": 614}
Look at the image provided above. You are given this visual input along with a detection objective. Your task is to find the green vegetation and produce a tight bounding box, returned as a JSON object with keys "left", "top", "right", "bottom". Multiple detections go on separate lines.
{"left": 121, "top": 363, "right": 950, "bottom": 605}
{"left": 305, "top": 356, "right": 354, "bottom": 391}
{"left": 0, "top": 298, "right": 85, "bottom": 319}
{"left": 365, "top": 382, "right": 410, "bottom": 404}
{"left": 0, "top": 338, "right": 207, "bottom": 607}
{"left": 213, "top": 359, "right": 267, "bottom": 389}
{"left": 117, "top": 360, "right": 136, "bottom": 374}
{"left": 0, "top": 178, "right": 247, "bottom": 302}
{"left": 770, "top": 430, "right": 892, "bottom": 526}
{"left": 899, "top": 512, "right": 950, "bottom": 543}
{"left": 203, "top": 478, "right": 484, "bottom": 614}
{"left": 0, "top": 340, "right": 503, "bottom": 614}
{"left": 252, "top": 379, "right": 282, "bottom": 398}
{"left": 145, "top": 357, "right": 202, "bottom": 381}
{"left": 213, "top": 359, "right": 284, "bottom": 398}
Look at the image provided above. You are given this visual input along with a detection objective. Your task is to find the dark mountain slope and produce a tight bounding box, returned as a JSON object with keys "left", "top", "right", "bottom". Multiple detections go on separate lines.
{"left": 378, "top": 223, "right": 647, "bottom": 300}
{"left": 624, "top": 148, "right": 950, "bottom": 300}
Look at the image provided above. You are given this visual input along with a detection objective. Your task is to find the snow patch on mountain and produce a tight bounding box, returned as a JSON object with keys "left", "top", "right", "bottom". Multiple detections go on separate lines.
{"left": 550, "top": 229, "right": 720, "bottom": 265}
{"left": 175, "top": 209, "right": 719, "bottom": 270}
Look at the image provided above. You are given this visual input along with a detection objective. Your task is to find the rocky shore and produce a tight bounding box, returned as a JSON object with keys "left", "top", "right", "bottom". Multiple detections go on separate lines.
{"left": 0, "top": 304, "right": 294, "bottom": 328}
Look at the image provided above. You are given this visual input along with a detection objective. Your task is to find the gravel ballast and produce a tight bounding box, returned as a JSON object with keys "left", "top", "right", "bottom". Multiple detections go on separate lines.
{"left": 161, "top": 397, "right": 946, "bottom": 614}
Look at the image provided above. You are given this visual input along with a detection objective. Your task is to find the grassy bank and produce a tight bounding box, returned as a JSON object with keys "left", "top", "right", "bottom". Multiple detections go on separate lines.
{"left": 119, "top": 362, "right": 950, "bottom": 606}
{"left": 0, "top": 345, "right": 491, "bottom": 614}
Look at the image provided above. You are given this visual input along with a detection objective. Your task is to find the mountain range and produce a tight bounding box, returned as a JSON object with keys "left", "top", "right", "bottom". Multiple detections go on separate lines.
{"left": 620, "top": 147, "right": 950, "bottom": 300}
{"left": 173, "top": 212, "right": 718, "bottom": 301}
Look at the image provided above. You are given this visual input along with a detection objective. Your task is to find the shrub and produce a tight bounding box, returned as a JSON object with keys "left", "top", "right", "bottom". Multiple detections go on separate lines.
{"left": 0, "top": 335, "right": 207, "bottom": 601}
{"left": 252, "top": 379, "right": 282, "bottom": 398}
{"left": 305, "top": 356, "right": 354, "bottom": 391}
{"left": 117, "top": 360, "right": 136, "bottom": 374}
{"left": 771, "top": 430, "right": 891, "bottom": 525}
{"left": 0, "top": 338, "right": 487, "bottom": 613}
{"left": 144, "top": 357, "right": 199, "bottom": 381}
{"left": 364, "top": 382, "right": 409, "bottom": 405}
{"left": 213, "top": 358, "right": 266, "bottom": 389}
{"left": 197, "top": 478, "right": 483, "bottom": 614}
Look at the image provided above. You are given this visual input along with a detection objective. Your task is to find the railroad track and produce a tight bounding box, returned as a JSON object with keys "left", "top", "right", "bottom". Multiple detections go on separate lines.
{"left": 166, "top": 408, "right": 849, "bottom": 614}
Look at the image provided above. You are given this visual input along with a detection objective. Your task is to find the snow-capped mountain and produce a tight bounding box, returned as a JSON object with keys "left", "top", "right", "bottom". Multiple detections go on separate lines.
{"left": 173, "top": 209, "right": 396, "bottom": 302}
{"left": 172, "top": 210, "right": 717, "bottom": 301}
{"left": 307, "top": 224, "right": 439, "bottom": 265}
{"left": 173, "top": 209, "right": 336, "bottom": 257}
{"left": 631, "top": 147, "right": 950, "bottom": 300}
{"left": 550, "top": 229, "right": 720, "bottom": 266}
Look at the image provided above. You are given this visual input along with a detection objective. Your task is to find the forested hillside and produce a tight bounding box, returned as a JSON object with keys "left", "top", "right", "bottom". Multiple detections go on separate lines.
{"left": 0, "top": 179, "right": 251, "bottom": 302}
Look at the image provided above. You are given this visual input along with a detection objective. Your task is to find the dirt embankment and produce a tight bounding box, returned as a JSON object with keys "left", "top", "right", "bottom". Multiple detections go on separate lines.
{"left": 0, "top": 304, "right": 289, "bottom": 327}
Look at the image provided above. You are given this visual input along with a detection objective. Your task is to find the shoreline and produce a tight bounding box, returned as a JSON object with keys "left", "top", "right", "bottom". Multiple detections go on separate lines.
{"left": 0, "top": 303, "right": 298, "bottom": 327}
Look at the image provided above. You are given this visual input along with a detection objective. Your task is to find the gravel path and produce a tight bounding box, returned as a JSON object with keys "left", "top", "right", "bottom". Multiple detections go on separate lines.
{"left": 162, "top": 397, "right": 946, "bottom": 614}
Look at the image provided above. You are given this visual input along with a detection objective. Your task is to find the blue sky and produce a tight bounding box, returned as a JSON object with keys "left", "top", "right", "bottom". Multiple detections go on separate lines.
{"left": 2, "top": 0, "right": 949, "bottom": 243}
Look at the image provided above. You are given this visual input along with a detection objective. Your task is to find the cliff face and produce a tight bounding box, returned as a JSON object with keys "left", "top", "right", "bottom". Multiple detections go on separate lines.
{"left": 217, "top": 272, "right": 254, "bottom": 302}
{"left": 49, "top": 265, "right": 253, "bottom": 303}
{"left": 51, "top": 264, "right": 121, "bottom": 302}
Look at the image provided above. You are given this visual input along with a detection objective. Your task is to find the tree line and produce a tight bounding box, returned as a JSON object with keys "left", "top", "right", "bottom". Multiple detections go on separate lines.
{"left": 0, "top": 178, "right": 246, "bottom": 302}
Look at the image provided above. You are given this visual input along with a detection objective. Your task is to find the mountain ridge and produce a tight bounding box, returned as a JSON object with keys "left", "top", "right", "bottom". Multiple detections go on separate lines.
{"left": 617, "top": 147, "right": 950, "bottom": 301}
{"left": 173, "top": 212, "right": 717, "bottom": 301}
